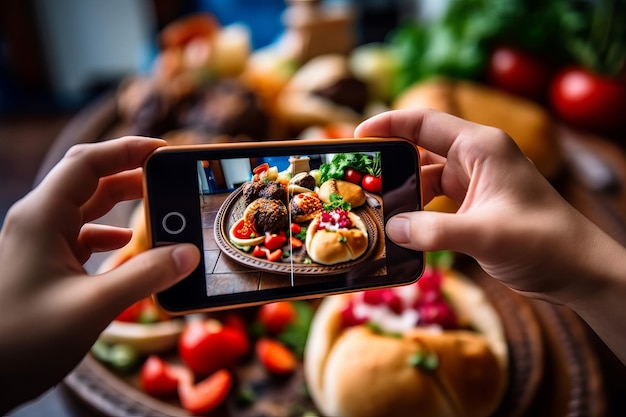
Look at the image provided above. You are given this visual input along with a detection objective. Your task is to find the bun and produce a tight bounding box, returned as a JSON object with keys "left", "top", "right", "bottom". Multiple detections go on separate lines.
{"left": 289, "top": 192, "right": 323, "bottom": 223}
{"left": 276, "top": 55, "right": 367, "bottom": 129}
{"left": 304, "top": 271, "right": 508, "bottom": 417}
{"left": 394, "top": 78, "right": 562, "bottom": 179}
{"left": 305, "top": 211, "right": 368, "bottom": 265}
{"left": 318, "top": 179, "right": 366, "bottom": 208}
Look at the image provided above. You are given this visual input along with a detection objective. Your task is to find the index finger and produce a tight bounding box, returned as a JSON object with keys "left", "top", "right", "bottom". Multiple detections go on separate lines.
{"left": 39, "top": 136, "right": 166, "bottom": 207}
{"left": 354, "top": 109, "right": 484, "bottom": 158}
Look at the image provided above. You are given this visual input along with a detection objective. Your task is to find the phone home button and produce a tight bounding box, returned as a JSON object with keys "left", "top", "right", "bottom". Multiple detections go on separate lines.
{"left": 162, "top": 212, "right": 186, "bottom": 235}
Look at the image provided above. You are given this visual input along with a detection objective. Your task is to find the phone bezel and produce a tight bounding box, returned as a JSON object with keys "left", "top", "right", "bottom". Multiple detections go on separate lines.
{"left": 143, "top": 137, "right": 424, "bottom": 314}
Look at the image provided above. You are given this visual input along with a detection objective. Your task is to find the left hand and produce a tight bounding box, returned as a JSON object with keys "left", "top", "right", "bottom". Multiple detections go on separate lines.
{"left": 0, "top": 137, "right": 200, "bottom": 413}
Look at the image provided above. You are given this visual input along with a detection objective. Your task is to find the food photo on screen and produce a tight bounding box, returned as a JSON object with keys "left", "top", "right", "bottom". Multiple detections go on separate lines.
{"left": 197, "top": 150, "right": 387, "bottom": 296}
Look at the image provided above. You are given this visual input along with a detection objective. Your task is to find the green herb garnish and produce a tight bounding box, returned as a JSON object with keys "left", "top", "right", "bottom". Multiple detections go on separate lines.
{"left": 323, "top": 193, "right": 351, "bottom": 211}
{"left": 409, "top": 350, "right": 439, "bottom": 371}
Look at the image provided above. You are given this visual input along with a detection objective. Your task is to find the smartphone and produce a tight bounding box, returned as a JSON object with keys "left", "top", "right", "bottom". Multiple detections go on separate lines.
{"left": 143, "top": 137, "right": 423, "bottom": 314}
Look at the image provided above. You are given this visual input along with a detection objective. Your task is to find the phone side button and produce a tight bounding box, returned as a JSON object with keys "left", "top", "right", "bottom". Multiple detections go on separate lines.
{"left": 162, "top": 212, "right": 187, "bottom": 235}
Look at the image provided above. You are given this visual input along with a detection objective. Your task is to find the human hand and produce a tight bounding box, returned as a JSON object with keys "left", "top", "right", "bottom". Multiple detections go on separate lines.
{"left": 355, "top": 109, "right": 626, "bottom": 307}
{"left": 0, "top": 137, "right": 200, "bottom": 412}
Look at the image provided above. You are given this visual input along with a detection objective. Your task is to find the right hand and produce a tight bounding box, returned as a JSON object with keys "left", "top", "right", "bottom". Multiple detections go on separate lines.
{"left": 355, "top": 109, "right": 626, "bottom": 308}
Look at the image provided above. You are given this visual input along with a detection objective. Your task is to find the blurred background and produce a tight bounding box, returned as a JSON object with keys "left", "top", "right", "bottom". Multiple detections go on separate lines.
{"left": 0, "top": 0, "right": 410, "bottom": 223}
{"left": 2, "top": 1, "right": 626, "bottom": 416}
{"left": 2, "top": 0, "right": 624, "bottom": 224}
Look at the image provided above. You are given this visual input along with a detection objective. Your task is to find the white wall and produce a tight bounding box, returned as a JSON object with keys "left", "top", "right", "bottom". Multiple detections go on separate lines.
{"left": 33, "top": 0, "right": 155, "bottom": 102}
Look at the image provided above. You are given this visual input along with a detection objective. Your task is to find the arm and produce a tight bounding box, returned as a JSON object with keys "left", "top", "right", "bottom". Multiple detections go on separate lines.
{"left": 355, "top": 108, "right": 626, "bottom": 364}
{"left": 0, "top": 137, "right": 200, "bottom": 413}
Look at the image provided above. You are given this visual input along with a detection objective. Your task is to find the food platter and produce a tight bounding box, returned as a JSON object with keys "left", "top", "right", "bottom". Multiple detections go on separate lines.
{"left": 64, "top": 262, "right": 553, "bottom": 417}
{"left": 213, "top": 185, "right": 383, "bottom": 275}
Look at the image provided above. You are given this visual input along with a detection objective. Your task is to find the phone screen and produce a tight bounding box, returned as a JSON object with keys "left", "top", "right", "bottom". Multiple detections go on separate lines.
{"left": 145, "top": 139, "right": 423, "bottom": 313}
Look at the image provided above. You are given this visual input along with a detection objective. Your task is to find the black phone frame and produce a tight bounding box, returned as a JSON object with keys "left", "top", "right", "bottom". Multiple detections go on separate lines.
{"left": 144, "top": 138, "right": 424, "bottom": 314}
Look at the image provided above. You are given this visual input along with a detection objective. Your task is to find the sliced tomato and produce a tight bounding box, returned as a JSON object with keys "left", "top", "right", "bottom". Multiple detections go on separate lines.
{"left": 289, "top": 236, "right": 303, "bottom": 249}
{"left": 253, "top": 163, "right": 270, "bottom": 175}
{"left": 266, "top": 248, "right": 284, "bottom": 262}
{"left": 264, "top": 231, "right": 287, "bottom": 251}
{"left": 179, "top": 319, "right": 249, "bottom": 376}
{"left": 178, "top": 369, "right": 232, "bottom": 415}
{"left": 140, "top": 355, "right": 179, "bottom": 397}
{"left": 256, "top": 338, "right": 297, "bottom": 374}
{"left": 257, "top": 301, "right": 297, "bottom": 335}
{"left": 252, "top": 245, "right": 268, "bottom": 258}
{"left": 233, "top": 219, "right": 258, "bottom": 240}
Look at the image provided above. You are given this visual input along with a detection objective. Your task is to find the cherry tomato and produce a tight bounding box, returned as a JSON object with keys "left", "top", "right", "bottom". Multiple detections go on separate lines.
{"left": 362, "top": 174, "right": 382, "bottom": 194}
{"left": 257, "top": 301, "right": 297, "bottom": 335}
{"left": 178, "top": 369, "right": 232, "bottom": 415}
{"left": 487, "top": 45, "right": 553, "bottom": 100}
{"left": 290, "top": 223, "right": 302, "bottom": 235}
{"left": 344, "top": 168, "right": 364, "bottom": 185}
{"left": 256, "top": 338, "right": 297, "bottom": 374}
{"left": 140, "top": 355, "right": 180, "bottom": 397}
{"left": 179, "top": 319, "right": 249, "bottom": 376}
{"left": 549, "top": 66, "right": 626, "bottom": 134}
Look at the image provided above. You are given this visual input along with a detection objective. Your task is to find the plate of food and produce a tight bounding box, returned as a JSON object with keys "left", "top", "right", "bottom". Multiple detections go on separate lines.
{"left": 213, "top": 161, "right": 383, "bottom": 276}
{"left": 70, "top": 251, "right": 554, "bottom": 417}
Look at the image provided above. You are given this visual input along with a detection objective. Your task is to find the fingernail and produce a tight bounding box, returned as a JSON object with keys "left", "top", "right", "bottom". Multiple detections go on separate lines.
{"left": 171, "top": 244, "right": 200, "bottom": 274}
{"left": 386, "top": 216, "right": 410, "bottom": 244}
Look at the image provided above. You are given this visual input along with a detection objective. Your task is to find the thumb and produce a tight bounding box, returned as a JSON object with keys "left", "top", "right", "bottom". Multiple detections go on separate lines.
{"left": 386, "top": 211, "right": 480, "bottom": 255}
{"left": 93, "top": 243, "right": 201, "bottom": 314}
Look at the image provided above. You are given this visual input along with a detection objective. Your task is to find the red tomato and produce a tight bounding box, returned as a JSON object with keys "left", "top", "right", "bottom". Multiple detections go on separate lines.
{"left": 178, "top": 369, "right": 232, "bottom": 415}
{"left": 253, "top": 162, "right": 270, "bottom": 175}
{"left": 256, "top": 338, "right": 297, "bottom": 374}
{"left": 549, "top": 67, "right": 626, "bottom": 133}
{"left": 264, "top": 231, "right": 287, "bottom": 251}
{"left": 115, "top": 298, "right": 168, "bottom": 323}
{"left": 344, "top": 168, "right": 364, "bottom": 185}
{"left": 266, "top": 248, "right": 283, "bottom": 262}
{"left": 257, "top": 301, "right": 297, "bottom": 335}
{"left": 140, "top": 355, "right": 179, "bottom": 397}
{"left": 179, "top": 319, "right": 249, "bottom": 376}
{"left": 487, "top": 46, "right": 553, "bottom": 100}
{"left": 252, "top": 245, "right": 267, "bottom": 258}
{"left": 362, "top": 174, "right": 382, "bottom": 194}
{"left": 115, "top": 301, "right": 143, "bottom": 322}
{"left": 289, "top": 236, "right": 303, "bottom": 249}
{"left": 289, "top": 223, "right": 302, "bottom": 235}
{"left": 233, "top": 219, "right": 258, "bottom": 240}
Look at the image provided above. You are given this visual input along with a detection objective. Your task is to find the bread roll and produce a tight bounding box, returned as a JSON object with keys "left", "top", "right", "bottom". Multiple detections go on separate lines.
{"left": 318, "top": 179, "right": 366, "bottom": 208}
{"left": 305, "top": 211, "right": 368, "bottom": 265}
{"left": 394, "top": 78, "right": 562, "bottom": 179}
{"left": 304, "top": 271, "right": 508, "bottom": 417}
